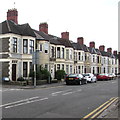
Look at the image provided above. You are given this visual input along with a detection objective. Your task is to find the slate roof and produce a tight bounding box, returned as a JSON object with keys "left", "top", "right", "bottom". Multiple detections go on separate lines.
{"left": 57, "top": 38, "right": 73, "bottom": 48}
{"left": 33, "top": 29, "right": 63, "bottom": 45}
{"left": 72, "top": 43, "right": 83, "bottom": 50}
{"left": 1, "top": 20, "right": 36, "bottom": 37}
{"left": 33, "top": 29, "right": 74, "bottom": 47}
{"left": 82, "top": 44, "right": 89, "bottom": 52}
{"left": 100, "top": 51, "right": 115, "bottom": 58}
{"left": 88, "top": 47, "right": 97, "bottom": 54}
{"left": 95, "top": 49, "right": 101, "bottom": 55}
{"left": 72, "top": 43, "right": 89, "bottom": 52}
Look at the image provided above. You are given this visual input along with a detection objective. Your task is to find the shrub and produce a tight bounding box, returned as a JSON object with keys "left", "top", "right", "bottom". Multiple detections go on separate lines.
{"left": 29, "top": 65, "right": 51, "bottom": 81}
{"left": 17, "top": 77, "right": 25, "bottom": 81}
{"left": 55, "top": 70, "right": 66, "bottom": 81}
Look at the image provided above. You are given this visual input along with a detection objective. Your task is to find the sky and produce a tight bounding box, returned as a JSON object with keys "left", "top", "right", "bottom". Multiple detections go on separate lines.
{"left": 1, "top": 0, "right": 119, "bottom": 52}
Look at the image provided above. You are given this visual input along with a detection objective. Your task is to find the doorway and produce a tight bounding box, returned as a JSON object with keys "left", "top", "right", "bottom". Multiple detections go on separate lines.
{"left": 12, "top": 64, "right": 16, "bottom": 81}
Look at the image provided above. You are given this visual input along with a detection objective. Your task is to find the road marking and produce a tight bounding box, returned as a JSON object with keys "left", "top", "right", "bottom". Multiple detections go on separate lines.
{"left": 1, "top": 89, "right": 23, "bottom": 92}
{"left": 90, "top": 97, "right": 118, "bottom": 119}
{"left": 77, "top": 89, "right": 82, "bottom": 92}
{"left": 62, "top": 92, "right": 73, "bottom": 95}
{"left": 82, "top": 97, "right": 118, "bottom": 120}
{"left": 0, "top": 96, "right": 39, "bottom": 108}
{"left": 41, "top": 86, "right": 64, "bottom": 90}
{"left": 50, "top": 89, "right": 72, "bottom": 96}
{"left": 5, "top": 97, "right": 48, "bottom": 109}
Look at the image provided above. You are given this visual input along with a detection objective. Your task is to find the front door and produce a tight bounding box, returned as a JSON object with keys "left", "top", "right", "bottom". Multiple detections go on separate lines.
{"left": 12, "top": 64, "right": 16, "bottom": 81}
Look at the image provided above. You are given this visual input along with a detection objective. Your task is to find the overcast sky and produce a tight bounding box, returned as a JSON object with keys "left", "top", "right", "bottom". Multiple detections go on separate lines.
{"left": 1, "top": 0, "right": 119, "bottom": 52}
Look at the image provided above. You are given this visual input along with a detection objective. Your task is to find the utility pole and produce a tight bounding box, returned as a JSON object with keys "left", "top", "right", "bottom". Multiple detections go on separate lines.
{"left": 32, "top": 51, "right": 38, "bottom": 88}
{"left": 34, "top": 59, "right": 36, "bottom": 88}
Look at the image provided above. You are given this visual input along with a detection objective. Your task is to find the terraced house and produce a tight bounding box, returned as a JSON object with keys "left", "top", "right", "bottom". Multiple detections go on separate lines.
{"left": 0, "top": 8, "right": 119, "bottom": 81}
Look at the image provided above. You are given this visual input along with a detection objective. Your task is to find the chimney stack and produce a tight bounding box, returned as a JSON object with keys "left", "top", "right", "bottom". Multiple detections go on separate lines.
{"left": 89, "top": 41, "right": 95, "bottom": 48}
{"left": 7, "top": 8, "right": 18, "bottom": 24}
{"left": 107, "top": 48, "right": 112, "bottom": 53}
{"left": 113, "top": 50, "right": 117, "bottom": 55}
{"left": 39, "top": 22, "right": 48, "bottom": 34}
{"left": 77, "top": 37, "right": 84, "bottom": 45}
{"left": 99, "top": 45, "right": 105, "bottom": 51}
{"left": 61, "top": 32, "right": 69, "bottom": 40}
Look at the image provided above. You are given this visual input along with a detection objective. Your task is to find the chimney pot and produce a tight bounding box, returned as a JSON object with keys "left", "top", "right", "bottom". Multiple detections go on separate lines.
{"left": 113, "top": 50, "right": 117, "bottom": 55}
{"left": 77, "top": 37, "right": 84, "bottom": 45}
{"left": 107, "top": 48, "right": 112, "bottom": 53}
{"left": 39, "top": 22, "right": 48, "bottom": 34}
{"left": 99, "top": 45, "right": 105, "bottom": 51}
{"left": 89, "top": 41, "right": 95, "bottom": 48}
{"left": 7, "top": 8, "right": 18, "bottom": 24}
{"left": 61, "top": 32, "right": 69, "bottom": 39}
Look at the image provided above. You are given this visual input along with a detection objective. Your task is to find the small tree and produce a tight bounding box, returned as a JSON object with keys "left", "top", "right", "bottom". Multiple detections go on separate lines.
{"left": 29, "top": 65, "right": 51, "bottom": 81}
{"left": 55, "top": 70, "right": 66, "bottom": 81}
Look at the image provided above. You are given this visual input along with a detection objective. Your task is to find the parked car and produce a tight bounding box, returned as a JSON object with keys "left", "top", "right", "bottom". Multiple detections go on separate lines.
{"left": 2, "top": 77, "right": 10, "bottom": 82}
{"left": 96, "top": 73, "right": 110, "bottom": 80}
{"left": 65, "top": 74, "right": 87, "bottom": 85}
{"left": 83, "top": 73, "right": 97, "bottom": 83}
{"left": 108, "top": 73, "right": 116, "bottom": 80}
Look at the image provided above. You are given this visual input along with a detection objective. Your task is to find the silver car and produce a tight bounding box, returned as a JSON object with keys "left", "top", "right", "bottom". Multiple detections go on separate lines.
{"left": 83, "top": 73, "right": 97, "bottom": 83}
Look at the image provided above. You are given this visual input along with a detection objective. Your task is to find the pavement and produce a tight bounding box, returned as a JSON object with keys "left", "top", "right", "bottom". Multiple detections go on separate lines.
{"left": 97, "top": 97, "right": 119, "bottom": 119}
{"left": 2, "top": 81, "right": 65, "bottom": 89}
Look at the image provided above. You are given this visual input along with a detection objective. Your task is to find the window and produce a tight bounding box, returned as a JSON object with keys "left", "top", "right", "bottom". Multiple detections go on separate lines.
{"left": 78, "top": 52, "right": 81, "bottom": 60}
{"left": 78, "top": 66, "right": 80, "bottom": 73}
{"left": 76, "top": 66, "right": 77, "bottom": 74}
{"left": 23, "top": 62, "right": 27, "bottom": 77}
{"left": 70, "top": 65, "right": 72, "bottom": 74}
{"left": 29, "top": 62, "right": 33, "bottom": 73}
{"left": 70, "top": 49, "right": 72, "bottom": 59}
{"left": 61, "top": 48, "right": 64, "bottom": 59}
{"left": 93, "top": 55, "right": 95, "bottom": 62}
{"left": 44, "top": 43, "right": 49, "bottom": 54}
{"left": 23, "top": 39, "right": 28, "bottom": 54}
{"left": 82, "top": 53, "right": 84, "bottom": 61}
{"left": 85, "top": 53, "right": 87, "bottom": 61}
{"left": 57, "top": 64, "right": 60, "bottom": 70}
{"left": 93, "top": 67, "right": 95, "bottom": 74}
{"left": 66, "top": 65, "right": 69, "bottom": 74}
{"left": 104, "top": 58, "right": 106, "bottom": 64}
{"left": 62, "top": 64, "right": 64, "bottom": 70}
{"left": 40, "top": 44, "right": 42, "bottom": 51}
{"left": 30, "top": 40, "right": 34, "bottom": 54}
{"left": 45, "top": 64, "right": 48, "bottom": 70}
{"left": 57, "top": 47, "right": 60, "bottom": 58}
{"left": 45, "top": 50, "right": 48, "bottom": 53}
{"left": 97, "top": 56, "right": 99, "bottom": 63}
{"left": 82, "top": 66, "right": 84, "bottom": 73}
{"left": 12, "top": 37, "right": 17, "bottom": 53}
{"left": 51, "top": 46, "right": 54, "bottom": 57}
{"left": 84, "top": 66, "right": 87, "bottom": 73}
{"left": 66, "top": 49, "right": 69, "bottom": 59}
{"left": 104, "top": 67, "right": 106, "bottom": 73}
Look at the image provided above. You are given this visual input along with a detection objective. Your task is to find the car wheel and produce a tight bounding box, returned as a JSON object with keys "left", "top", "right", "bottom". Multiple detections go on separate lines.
{"left": 66, "top": 82, "right": 69, "bottom": 85}
{"left": 85, "top": 80, "right": 87, "bottom": 84}
{"left": 79, "top": 81, "right": 82, "bottom": 85}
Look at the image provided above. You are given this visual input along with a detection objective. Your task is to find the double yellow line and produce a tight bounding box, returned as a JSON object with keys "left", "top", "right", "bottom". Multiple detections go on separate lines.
{"left": 82, "top": 97, "right": 118, "bottom": 120}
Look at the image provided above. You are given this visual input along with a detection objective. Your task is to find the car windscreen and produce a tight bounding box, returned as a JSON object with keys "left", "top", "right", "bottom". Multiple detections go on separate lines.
{"left": 68, "top": 74, "right": 78, "bottom": 77}
{"left": 83, "top": 74, "right": 90, "bottom": 76}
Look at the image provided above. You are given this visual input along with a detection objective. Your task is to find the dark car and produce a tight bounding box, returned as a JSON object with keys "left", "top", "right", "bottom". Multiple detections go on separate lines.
{"left": 65, "top": 74, "right": 87, "bottom": 85}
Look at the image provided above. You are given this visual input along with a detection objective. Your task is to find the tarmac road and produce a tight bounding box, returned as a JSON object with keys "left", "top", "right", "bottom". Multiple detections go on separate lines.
{"left": 1, "top": 78, "right": 118, "bottom": 119}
